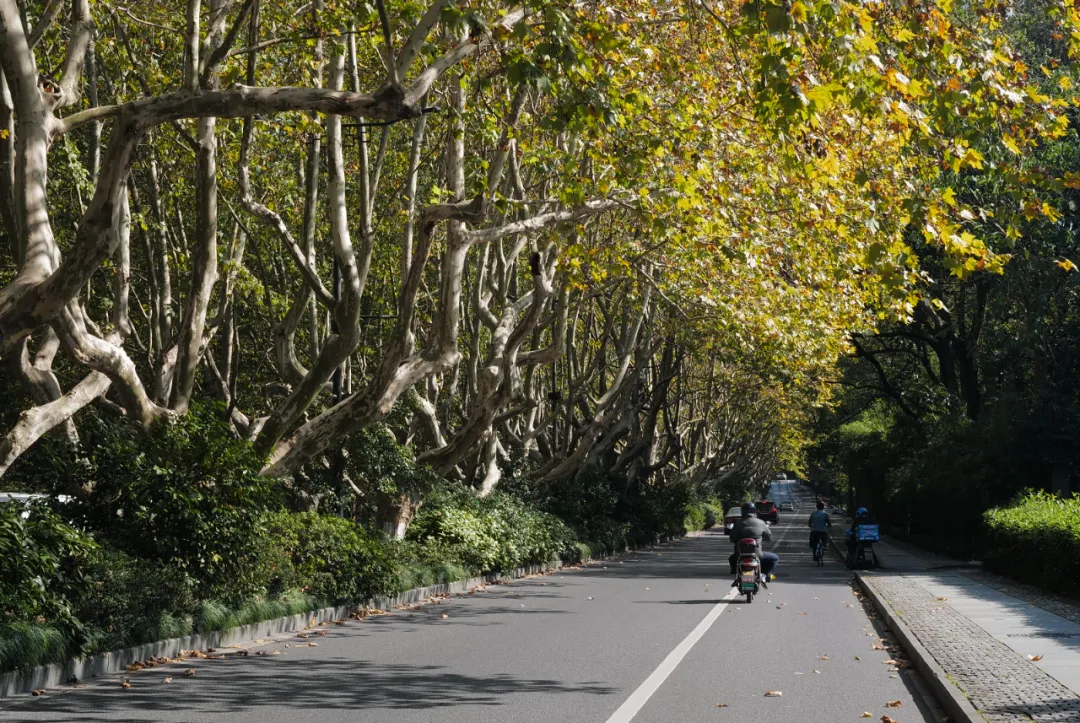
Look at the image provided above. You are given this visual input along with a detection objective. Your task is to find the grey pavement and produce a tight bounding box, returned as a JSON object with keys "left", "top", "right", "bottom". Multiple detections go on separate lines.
{"left": 864, "top": 537, "right": 1080, "bottom": 721}
{"left": 2, "top": 484, "right": 939, "bottom": 723}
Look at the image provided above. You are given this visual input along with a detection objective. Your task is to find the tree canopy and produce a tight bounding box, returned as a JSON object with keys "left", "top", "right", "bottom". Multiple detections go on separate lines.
{"left": 0, "top": 0, "right": 1075, "bottom": 534}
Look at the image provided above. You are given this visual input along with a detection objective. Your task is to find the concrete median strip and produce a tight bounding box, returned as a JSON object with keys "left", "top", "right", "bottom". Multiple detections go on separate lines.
{"left": 0, "top": 560, "right": 559, "bottom": 698}
{"left": 855, "top": 572, "right": 985, "bottom": 723}
{"left": 1, "top": 532, "right": 700, "bottom": 699}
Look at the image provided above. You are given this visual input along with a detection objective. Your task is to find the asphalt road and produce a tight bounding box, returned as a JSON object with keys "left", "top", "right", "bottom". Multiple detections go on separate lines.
{"left": 2, "top": 483, "right": 939, "bottom": 723}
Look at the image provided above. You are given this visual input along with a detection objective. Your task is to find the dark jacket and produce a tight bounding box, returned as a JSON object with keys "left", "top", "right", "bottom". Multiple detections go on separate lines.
{"left": 729, "top": 515, "right": 772, "bottom": 554}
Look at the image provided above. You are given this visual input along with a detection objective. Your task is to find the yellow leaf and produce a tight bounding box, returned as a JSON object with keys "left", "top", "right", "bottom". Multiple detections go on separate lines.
{"left": 942, "top": 187, "right": 957, "bottom": 207}
{"left": 1061, "top": 76, "right": 1074, "bottom": 91}
{"left": 862, "top": 714, "right": 873, "bottom": 719}
{"left": 764, "top": 690, "right": 783, "bottom": 697}
{"left": 790, "top": 1, "right": 808, "bottom": 22}
{"left": 0, "top": 129, "right": 8, "bottom": 140}
{"left": 1030, "top": 654, "right": 1044, "bottom": 661}
{"left": 1057, "top": 259, "right": 1077, "bottom": 272}
{"left": 1002, "top": 134, "right": 1021, "bottom": 155}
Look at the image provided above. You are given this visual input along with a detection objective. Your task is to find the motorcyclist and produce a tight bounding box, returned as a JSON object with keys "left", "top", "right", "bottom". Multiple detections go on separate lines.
{"left": 728, "top": 502, "right": 779, "bottom": 581}
{"left": 807, "top": 500, "right": 831, "bottom": 552}
{"left": 846, "top": 507, "right": 877, "bottom": 560}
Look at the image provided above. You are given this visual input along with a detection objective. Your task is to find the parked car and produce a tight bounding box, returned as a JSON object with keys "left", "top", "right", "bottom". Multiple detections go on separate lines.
{"left": 724, "top": 507, "right": 743, "bottom": 533}
{"left": 779, "top": 502, "right": 793, "bottom": 512}
{"left": 755, "top": 500, "right": 779, "bottom": 523}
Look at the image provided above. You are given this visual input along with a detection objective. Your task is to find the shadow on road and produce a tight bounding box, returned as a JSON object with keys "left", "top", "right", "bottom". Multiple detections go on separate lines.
{"left": 3, "top": 658, "right": 617, "bottom": 718}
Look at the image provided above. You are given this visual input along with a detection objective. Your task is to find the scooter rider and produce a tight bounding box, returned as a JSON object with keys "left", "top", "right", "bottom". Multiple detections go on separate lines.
{"left": 728, "top": 502, "right": 779, "bottom": 580}
{"left": 846, "top": 507, "right": 876, "bottom": 559}
{"left": 808, "top": 500, "right": 831, "bottom": 551}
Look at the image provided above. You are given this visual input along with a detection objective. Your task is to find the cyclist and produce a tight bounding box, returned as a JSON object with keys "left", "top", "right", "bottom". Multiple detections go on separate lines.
{"left": 807, "top": 501, "right": 831, "bottom": 558}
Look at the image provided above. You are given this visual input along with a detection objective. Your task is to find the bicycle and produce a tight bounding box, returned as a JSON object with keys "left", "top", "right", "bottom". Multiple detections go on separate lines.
{"left": 813, "top": 537, "right": 825, "bottom": 566}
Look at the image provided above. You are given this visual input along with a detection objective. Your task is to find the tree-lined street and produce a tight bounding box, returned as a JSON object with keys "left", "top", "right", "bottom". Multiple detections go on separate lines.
{"left": 2, "top": 483, "right": 942, "bottom": 723}
{"left": 3, "top": 0, "right": 1080, "bottom": 719}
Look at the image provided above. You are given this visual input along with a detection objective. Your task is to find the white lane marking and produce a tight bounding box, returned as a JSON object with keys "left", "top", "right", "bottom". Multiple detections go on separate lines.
{"left": 604, "top": 588, "right": 740, "bottom": 723}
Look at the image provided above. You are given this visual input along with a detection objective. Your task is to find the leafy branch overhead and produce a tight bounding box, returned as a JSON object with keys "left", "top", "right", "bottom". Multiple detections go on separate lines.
{"left": 0, "top": 0, "right": 1074, "bottom": 520}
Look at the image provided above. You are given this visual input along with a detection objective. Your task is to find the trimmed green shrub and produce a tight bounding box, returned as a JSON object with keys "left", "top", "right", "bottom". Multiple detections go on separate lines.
{"left": 408, "top": 486, "right": 578, "bottom": 573}
{"left": 73, "top": 549, "right": 196, "bottom": 652}
{"left": 0, "top": 501, "right": 96, "bottom": 637}
{"left": 389, "top": 540, "right": 470, "bottom": 591}
{"left": 684, "top": 505, "right": 707, "bottom": 533}
{"left": 984, "top": 490, "right": 1080, "bottom": 596}
{"left": 54, "top": 405, "right": 279, "bottom": 601}
{"left": 703, "top": 502, "right": 723, "bottom": 529}
{"left": 262, "top": 512, "right": 397, "bottom": 603}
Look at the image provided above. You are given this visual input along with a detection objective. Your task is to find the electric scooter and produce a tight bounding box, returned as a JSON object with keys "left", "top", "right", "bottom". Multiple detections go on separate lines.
{"left": 734, "top": 538, "right": 765, "bottom": 602}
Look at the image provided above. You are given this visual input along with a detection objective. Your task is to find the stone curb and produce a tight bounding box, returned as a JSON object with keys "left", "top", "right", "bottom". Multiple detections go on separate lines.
{"left": 0, "top": 560, "right": 562, "bottom": 698}
{"left": 855, "top": 571, "right": 985, "bottom": 723}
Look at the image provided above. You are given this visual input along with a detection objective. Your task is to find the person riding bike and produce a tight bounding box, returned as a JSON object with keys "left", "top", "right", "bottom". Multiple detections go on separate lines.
{"left": 807, "top": 501, "right": 831, "bottom": 554}
{"left": 728, "top": 502, "right": 779, "bottom": 581}
{"left": 846, "top": 507, "right": 877, "bottom": 560}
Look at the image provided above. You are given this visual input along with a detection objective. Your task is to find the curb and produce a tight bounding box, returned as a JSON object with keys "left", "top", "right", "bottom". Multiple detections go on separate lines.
{"left": 1, "top": 560, "right": 561, "bottom": 698}
{"left": 855, "top": 572, "right": 985, "bottom": 723}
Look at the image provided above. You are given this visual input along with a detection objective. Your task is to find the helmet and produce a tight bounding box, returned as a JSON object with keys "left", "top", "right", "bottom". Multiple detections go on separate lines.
{"left": 856, "top": 507, "right": 868, "bottom": 518}
{"left": 741, "top": 502, "right": 757, "bottom": 517}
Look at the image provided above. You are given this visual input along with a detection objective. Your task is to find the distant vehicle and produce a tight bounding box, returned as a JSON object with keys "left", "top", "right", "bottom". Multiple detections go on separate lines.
{"left": 724, "top": 507, "right": 742, "bottom": 533}
{"left": 779, "top": 502, "right": 793, "bottom": 512}
{"left": 755, "top": 500, "right": 779, "bottom": 523}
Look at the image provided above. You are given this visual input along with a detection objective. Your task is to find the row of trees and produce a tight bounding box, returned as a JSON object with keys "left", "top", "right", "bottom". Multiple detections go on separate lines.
{"left": 809, "top": 0, "right": 1080, "bottom": 551}
{"left": 0, "top": 0, "right": 1074, "bottom": 537}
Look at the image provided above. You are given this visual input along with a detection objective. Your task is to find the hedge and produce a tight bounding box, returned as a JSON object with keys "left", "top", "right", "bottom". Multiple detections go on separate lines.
{"left": 984, "top": 490, "right": 1080, "bottom": 597}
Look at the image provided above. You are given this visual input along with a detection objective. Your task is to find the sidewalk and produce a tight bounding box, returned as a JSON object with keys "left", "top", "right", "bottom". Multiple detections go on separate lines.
{"left": 862, "top": 537, "right": 1080, "bottom": 722}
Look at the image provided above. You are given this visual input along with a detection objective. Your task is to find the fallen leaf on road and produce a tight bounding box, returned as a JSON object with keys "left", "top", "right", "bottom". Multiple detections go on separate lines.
{"left": 936, "top": 597, "right": 948, "bottom": 601}
{"left": 886, "top": 701, "right": 901, "bottom": 707}
{"left": 645, "top": 587, "right": 650, "bottom": 590}
{"left": 440, "top": 614, "right": 449, "bottom": 619}
{"left": 854, "top": 656, "right": 861, "bottom": 661}
{"left": 1030, "top": 654, "right": 1044, "bottom": 661}
{"left": 814, "top": 669, "right": 821, "bottom": 674}
{"left": 125, "top": 664, "right": 142, "bottom": 672}
{"left": 121, "top": 680, "right": 131, "bottom": 689}
{"left": 184, "top": 668, "right": 196, "bottom": 676}
{"left": 31, "top": 689, "right": 45, "bottom": 696}
{"left": 861, "top": 713, "right": 872, "bottom": 718}
{"left": 847, "top": 604, "right": 855, "bottom": 608}
{"left": 162, "top": 677, "right": 173, "bottom": 684}
{"left": 881, "top": 717, "right": 897, "bottom": 723}
{"left": 270, "top": 650, "right": 282, "bottom": 655}
{"left": 883, "top": 660, "right": 898, "bottom": 665}
{"left": 308, "top": 642, "right": 320, "bottom": 647}
{"left": 801, "top": 612, "right": 808, "bottom": 616}
{"left": 819, "top": 655, "right": 830, "bottom": 660}
{"left": 872, "top": 644, "right": 886, "bottom": 650}
{"left": 776, "top": 605, "right": 783, "bottom": 609}
{"left": 764, "top": 691, "right": 783, "bottom": 697}
{"left": 586, "top": 597, "right": 594, "bottom": 600}
{"left": 716, "top": 703, "right": 728, "bottom": 708}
